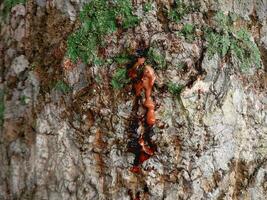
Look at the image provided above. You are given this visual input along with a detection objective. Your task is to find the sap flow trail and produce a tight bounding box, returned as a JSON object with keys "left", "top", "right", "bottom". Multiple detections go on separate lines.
{"left": 126, "top": 57, "right": 157, "bottom": 174}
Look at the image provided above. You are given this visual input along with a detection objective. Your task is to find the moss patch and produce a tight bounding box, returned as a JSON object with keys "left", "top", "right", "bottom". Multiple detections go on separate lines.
{"left": 147, "top": 48, "right": 166, "bottom": 69}
{"left": 114, "top": 53, "right": 134, "bottom": 65}
{"left": 143, "top": 1, "right": 153, "bottom": 13}
{"left": 167, "top": 82, "right": 184, "bottom": 96}
{"left": 54, "top": 80, "right": 72, "bottom": 94}
{"left": 167, "top": 0, "right": 199, "bottom": 23}
{"left": 1, "top": 0, "right": 25, "bottom": 17}
{"left": 204, "top": 11, "right": 261, "bottom": 71}
{"left": 178, "top": 23, "right": 196, "bottom": 42}
{"left": 111, "top": 68, "right": 130, "bottom": 89}
{"left": 67, "top": 0, "right": 139, "bottom": 64}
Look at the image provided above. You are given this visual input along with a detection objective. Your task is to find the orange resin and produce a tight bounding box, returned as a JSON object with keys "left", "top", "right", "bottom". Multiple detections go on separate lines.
{"left": 139, "top": 152, "right": 150, "bottom": 163}
{"left": 142, "top": 66, "right": 156, "bottom": 126}
{"left": 131, "top": 64, "right": 156, "bottom": 126}
{"left": 128, "top": 57, "right": 145, "bottom": 79}
{"left": 130, "top": 166, "right": 141, "bottom": 173}
{"left": 139, "top": 138, "right": 154, "bottom": 156}
{"left": 128, "top": 58, "right": 157, "bottom": 174}
{"left": 134, "top": 81, "right": 144, "bottom": 96}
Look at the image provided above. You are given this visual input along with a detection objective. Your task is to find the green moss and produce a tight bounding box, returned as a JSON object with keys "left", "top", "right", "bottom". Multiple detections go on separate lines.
{"left": 67, "top": 29, "right": 95, "bottom": 63}
{"left": 179, "top": 23, "right": 196, "bottom": 42}
{"left": 147, "top": 48, "right": 166, "bottom": 69}
{"left": 0, "top": 90, "right": 4, "bottom": 127}
{"left": 93, "top": 57, "right": 105, "bottom": 66}
{"left": 182, "top": 23, "right": 194, "bottom": 34}
{"left": 54, "top": 81, "right": 72, "bottom": 94}
{"left": 143, "top": 1, "right": 153, "bottom": 13}
{"left": 115, "top": 0, "right": 139, "bottom": 29}
{"left": 67, "top": 0, "right": 139, "bottom": 64}
{"left": 167, "top": 0, "right": 199, "bottom": 23}
{"left": 167, "top": 82, "right": 184, "bottom": 96}
{"left": 111, "top": 68, "right": 130, "bottom": 89}
{"left": 114, "top": 53, "right": 134, "bottom": 65}
{"left": 1, "top": 0, "right": 26, "bottom": 17}
{"left": 111, "top": 52, "right": 135, "bottom": 89}
{"left": 20, "top": 95, "right": 30, "bottom": 105}
{"left": 231, "top": 29, "right": 261, "bottom": 70}
{"left": 213, "top": 11, "right": 232, "bottom": 32}
{"left": 204, "top": 12, "right": 261, "bottom": 71}
{"left": 205, "top": 29, "right": 231, "bottom": 58}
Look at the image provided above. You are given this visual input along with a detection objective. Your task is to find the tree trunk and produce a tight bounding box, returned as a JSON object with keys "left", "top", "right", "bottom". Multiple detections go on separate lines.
{"left": 0, "top": 0, "right": 267, "bottom": 199}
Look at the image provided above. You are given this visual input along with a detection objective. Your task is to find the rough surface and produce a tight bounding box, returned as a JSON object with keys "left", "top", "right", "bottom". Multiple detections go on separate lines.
{"left": 0, "top": 0, "right": 266, "bottom": 200}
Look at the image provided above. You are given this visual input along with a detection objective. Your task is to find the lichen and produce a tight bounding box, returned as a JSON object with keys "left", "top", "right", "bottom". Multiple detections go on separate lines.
{"left": 143, "top": 1, "right": 153, "bottom": 13}
{"left": 1, "top": 0, "right": 26, "bottom": 17}
{"left": 167, "top": 0, "right": 199, "bottom": 23}
{"left": 204, "top": 11, "right": 261, "bottom": 71}
{"left": 111, "top": 68, "right": 130, "bottom": 89}
{"left": 114, "top": 52, "right": 134, "bottom": 65}
{"left": 178, "top": 23, "right": 196, "bottom": 42}
{"left": 147, "top": 48, "right": 166, "bottom": 69}
{"left": 20, "top": 95, "right": 30, "bottom": 105}
{"left": 54, "top": 80, "right": 72, "bottom": 94}
{"left": 167, "top": 82, "right": 184, "bottom": 96}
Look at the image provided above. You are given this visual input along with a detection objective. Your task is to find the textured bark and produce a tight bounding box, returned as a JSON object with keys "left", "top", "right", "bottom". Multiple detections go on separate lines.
{"left": 0, "top": 0, "right": 267, "bottom": 200}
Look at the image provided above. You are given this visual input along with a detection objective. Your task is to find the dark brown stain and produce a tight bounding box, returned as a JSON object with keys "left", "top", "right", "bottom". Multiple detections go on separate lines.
{"left": 94, "top": 130, "right": 107, "bottom": 150}
{"left": 156, "top": 0, "right": 171, "bottom": 32}
{"left": 24, "top": 5, "right": 74, "bottom": 94}
{"left": 230, "top": 159, "right": 249, "bottom": 199}
{"left": 260, "top": 45, "right": 267, "bottom": 72}
{"left": 213, "top": 170, "right": 222, "bottom": 187}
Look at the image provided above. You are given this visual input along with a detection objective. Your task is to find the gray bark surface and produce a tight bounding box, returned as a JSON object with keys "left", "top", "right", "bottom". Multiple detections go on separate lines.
{"left": 0, "top": 0, "right": 267, "bottom": 199}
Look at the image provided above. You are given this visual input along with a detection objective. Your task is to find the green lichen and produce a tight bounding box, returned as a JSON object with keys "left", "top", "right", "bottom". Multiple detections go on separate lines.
{"left": 20, "top": 95, "right": 30, "bottom": 105}
{"left": 204, "top": 12, "right": 261, "bottom": 71}
{"left": 143, "top": 1, "right": 153, "bottom": 13}
{"left": 167, "top": 82, "right": 184, "bottom": 96}
{"left": 67, "top": 0, "right": 139, "bottom": 64}
{"left": 205, "top": 28, "right": 231, "bottom": 58}
{"left": 167, "top": 0, "right": 199, "bottom": 23}
{"left": 115, "top": 0, "right": 140, "bottom": 29}
{"left": 111, "top": 52, "right": 135, "bottom": 89}
{"left": 178, "top": 23, "right": 196, "bottom": 42}
{"left": 1, "top": 0, "right": 26, "bottom": 17}
{"left": 147, "top": 48, "right": 166, "bottom": 69}
{"left": 114, "top": 53, "right": 134, "bottom": 65}
{"left": 93, "top": 57, "right": 105, "bottom": 67}
{"left": 111, "top": 68, "right": 130, "bottom": 89}
{"left": 54, "top": 81, "right": 72, "bottom": 94}
{"left": 232, "top": 29, "right": 261, "bottom": 70}
{"left": 213, "top": 11, "right": 232, "bottom": 32}
{"left": 213, "top": 11, "right": 240, "bottom": 32}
